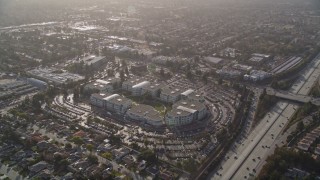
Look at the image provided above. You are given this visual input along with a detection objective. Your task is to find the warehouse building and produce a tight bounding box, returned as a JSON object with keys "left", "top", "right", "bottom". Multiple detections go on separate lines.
{"left": 27, "top": 68, "right": 85, "bottom": 85}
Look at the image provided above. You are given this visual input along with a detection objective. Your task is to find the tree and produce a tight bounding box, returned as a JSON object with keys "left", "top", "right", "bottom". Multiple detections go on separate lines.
{"left": 160, "top": 68, "right": 165, "bottom": 77}
{"left": 109, "top": 134, "right": 121, "bottom": 145}
{"left": 107, "top": 69, "right": 114, "bottom": 77}
{"left": 86, "top": 144, "right": 94, "bottom": 153}
{"left": 63, "top": 89, "right": 68, "bottom": 99}
{"left": 32, "top": 93, "right": 45, "bottom": 110}
{"left": 72, "top": 136, "right": 84, "bottom": 146}
{"left": 120, "top": 70, "right": 125, "bottom": 82}
{"left": 65, "top": 143, "right": 72, "bottom": 150}
{"left": 186, "top": 70, "right": 192, "bottom": 80}
{"left": 73, "top": 88, "right": 80, "bottom": 100}
{"left": 296, "top": 121, "right": 305, "bottom": 132}
{"left": 202, "top": 73, "right": 208, "bottom": 84}
{"left": 121, "top": 60, "right": 127, "bottom": 68}
{"left": 125, "top": 66, "right": 129, "bottom": 76}
{"left": 87, "top": 154, "right": 98, "bottom": 164}
{"left": 138, "top": 149, "right": 157, "bottom": 165}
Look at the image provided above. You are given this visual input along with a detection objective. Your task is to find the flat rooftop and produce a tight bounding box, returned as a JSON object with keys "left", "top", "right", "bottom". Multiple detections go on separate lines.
{"left": 127, "top": 104, "right": 163, "bottom": 122}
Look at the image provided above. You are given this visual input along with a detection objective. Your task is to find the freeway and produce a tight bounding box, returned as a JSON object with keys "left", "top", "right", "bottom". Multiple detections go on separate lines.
{"left": 209, "top": 52, "right": 320, "bottom": 180}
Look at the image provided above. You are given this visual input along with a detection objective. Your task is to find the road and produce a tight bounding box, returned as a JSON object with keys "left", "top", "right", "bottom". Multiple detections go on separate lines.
{"left": 209, "top": 52, "right": 320, "bottom": 180}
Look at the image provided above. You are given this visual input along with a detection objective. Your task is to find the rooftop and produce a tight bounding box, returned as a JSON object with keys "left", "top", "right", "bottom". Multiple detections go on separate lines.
{"left": 204, "top": 56, "right": 223, "bottom": 64}
{"left": 81, "top": 55, "right": 106, "bottom": 65}
{"left": 168, "top": 100, "right": 206, "bottom": 117}
{"left": 127, "top": 104, "right": 163, "bottom": 122}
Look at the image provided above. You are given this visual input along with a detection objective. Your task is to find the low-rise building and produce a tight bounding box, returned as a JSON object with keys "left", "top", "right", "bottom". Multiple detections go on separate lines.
{"left": 165, "top": 100, "right": 207, "bottom": 126}
{"left": 126, "top": 104, "right": 163, "bottom": 127}
{"left": 90, "top": 93, "right": 132, "bottom": 115}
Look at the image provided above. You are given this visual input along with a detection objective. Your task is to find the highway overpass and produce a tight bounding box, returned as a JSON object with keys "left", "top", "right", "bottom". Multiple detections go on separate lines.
{"left": 266, "top": 87, "right": 320, "bottom": 106}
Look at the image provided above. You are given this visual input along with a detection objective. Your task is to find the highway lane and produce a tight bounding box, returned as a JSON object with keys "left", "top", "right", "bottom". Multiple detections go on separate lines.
{"left": 211, "top": 102, "right": 290, "bottom": 179}
{"left": 210, "top": 52, "right": 320, "bottom": 180}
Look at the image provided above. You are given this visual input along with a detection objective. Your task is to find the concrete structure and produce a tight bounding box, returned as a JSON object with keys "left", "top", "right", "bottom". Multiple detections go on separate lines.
{"left": 166, "top": 100, "right": 207, "bottom": 126}
{"left": 27, "top": 68, "right": 84, "bottom": 85}
{"left": 90, "top": 93, "right": 132, "bottom": 115}
{"left": 84, "top": 78, "right": 120, "bottom": 93}
{"left": 81, "top": 55, "right": 106, "bottom": 68}
{"left": 126, "top": 104, "right": 163, "bottom": 127}
{"left": 266, "top": 87, "right": 320, "bottom": 106}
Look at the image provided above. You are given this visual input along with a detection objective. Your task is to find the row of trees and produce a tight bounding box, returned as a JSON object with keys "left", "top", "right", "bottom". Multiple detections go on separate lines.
{"left": 259, "top": 147, "right": 320, "bottom": 180}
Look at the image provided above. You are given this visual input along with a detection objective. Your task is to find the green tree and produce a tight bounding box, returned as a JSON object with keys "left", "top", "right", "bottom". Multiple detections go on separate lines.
{"left": 86, "top": 144, "right": 94, "bottom": 153}
{"left": 296, "top": 121, "right": 305, "bottom": 132}
{"left": 138, "top": 149, "right": 157, "bottom": 165}
{"left": 160, "top": 68, "right": 165, "bottom": 77}
{"left": 73, "top": 88, "right": 80, "bottom": 100}
{"left": 72, "top": 136, "right": 84, "bottom": 146}
{"left": 120, "top": 70, "right": 125, "bottom": 82}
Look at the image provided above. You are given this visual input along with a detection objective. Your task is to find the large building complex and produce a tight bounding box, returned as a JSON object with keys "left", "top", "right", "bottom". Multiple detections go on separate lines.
{"left": 92, "top": 83, "right": 208, "bottom": 127}
{"left": 84, "top": 78, "right": 120, "bottom": 93}
{"left": 166, "top": 100, "right": 207, "bottom": 126}
{"left": 126, "top": 104, "right": 164, "bottom": 127}
{"left": 27, "top": 68, "right": 85, "bottom": 85}
{"left": 90, "top": 93, "right": 132, "bottom": 115}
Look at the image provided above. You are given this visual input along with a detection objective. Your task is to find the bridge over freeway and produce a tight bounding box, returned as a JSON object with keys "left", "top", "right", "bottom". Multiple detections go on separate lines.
{"left": 266, "top": 87, "right": 320, "bottom": 106}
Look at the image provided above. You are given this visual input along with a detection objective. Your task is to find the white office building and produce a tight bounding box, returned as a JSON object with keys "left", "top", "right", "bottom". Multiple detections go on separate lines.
{"left": 90, "top": 93, "right": 132, "bottom": 115}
